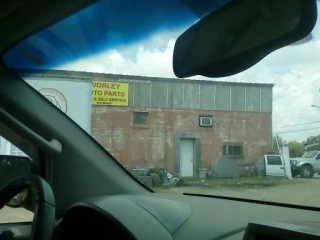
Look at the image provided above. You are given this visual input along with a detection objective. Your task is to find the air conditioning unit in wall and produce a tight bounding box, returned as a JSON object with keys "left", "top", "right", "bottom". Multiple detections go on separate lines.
{"left": 199, "top": 116, "right": 213, "bottom": 127}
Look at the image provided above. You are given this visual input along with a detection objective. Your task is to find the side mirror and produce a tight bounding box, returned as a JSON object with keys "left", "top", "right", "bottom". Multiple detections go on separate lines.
{"left": 7, "top": 189, "right": 29, "bottom": 208}
{"left": 0, "top": 155, "right": 33, "bottom": 208}
{"left": 173, "top": 0, "right": 317, "bottom": 78}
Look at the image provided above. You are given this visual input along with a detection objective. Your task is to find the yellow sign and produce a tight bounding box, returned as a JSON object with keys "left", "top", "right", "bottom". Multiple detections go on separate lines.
{"left": 92, "top": 81, "right": 129, "bottom": 106}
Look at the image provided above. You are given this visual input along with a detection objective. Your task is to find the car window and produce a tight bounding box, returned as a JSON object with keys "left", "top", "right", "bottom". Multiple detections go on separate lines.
{"left": 3, "top": 0, "right": 320, "bottom": 208}
{"left": 301, "top": 151, "right": 318, "bottom": 158}
{"left": 0, "top": 137, "right": 34, "bottom": 223}
{"left": 266, "top": 156, "right": 282, "bottom": 165}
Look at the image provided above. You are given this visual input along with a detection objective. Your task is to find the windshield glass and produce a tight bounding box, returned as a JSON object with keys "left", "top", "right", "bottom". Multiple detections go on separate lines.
{"left": 301, "top": 151, "right": 318, "bottom": 158}
{"left": 3, "top": 0, "right": 320, "bottom": 208}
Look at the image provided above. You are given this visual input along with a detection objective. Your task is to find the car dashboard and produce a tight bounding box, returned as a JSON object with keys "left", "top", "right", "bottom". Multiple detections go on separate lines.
{"left": 51, "top": 193, "right": 320, "bottom": 240}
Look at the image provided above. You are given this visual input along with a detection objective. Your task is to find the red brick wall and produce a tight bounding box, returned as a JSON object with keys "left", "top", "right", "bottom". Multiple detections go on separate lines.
{"left": 91, "top": 106, "right": 272, "bottom": 172}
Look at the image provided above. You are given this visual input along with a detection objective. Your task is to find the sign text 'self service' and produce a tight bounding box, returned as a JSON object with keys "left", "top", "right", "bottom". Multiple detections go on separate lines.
{"left": 92, "top": 81, "right": 129, "bottom": 106}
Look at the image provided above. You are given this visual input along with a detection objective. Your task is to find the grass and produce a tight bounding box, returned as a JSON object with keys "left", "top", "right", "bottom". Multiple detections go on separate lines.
{"left": 150, "top": 176, "right": 293, "bottom": 191}
{"left": 179, "top": 176, "right": 289, "bottom": 188}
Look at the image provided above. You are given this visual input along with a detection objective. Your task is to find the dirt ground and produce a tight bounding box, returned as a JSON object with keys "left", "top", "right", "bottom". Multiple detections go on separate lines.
{"left": 0, "top": 177, "right": 320, "bottom": 223}
{"left": 0, "top": 207, "right": 33, "bottom": 223}
{"left": 155, "top": 177, "right": 320, "bottom": 208}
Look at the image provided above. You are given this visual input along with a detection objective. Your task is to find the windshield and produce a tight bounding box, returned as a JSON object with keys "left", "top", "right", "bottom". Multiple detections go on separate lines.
{"left": 3, "top": 0, "right": 320, "bottom": 208}
{"left": 301, "top": 151, "right": 318, "bottom": 158}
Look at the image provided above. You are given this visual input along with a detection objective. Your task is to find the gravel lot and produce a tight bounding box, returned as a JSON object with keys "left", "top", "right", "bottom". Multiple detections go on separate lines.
{"left": 155, "top": 177, "right": 320, "bottom": 208}
{"left": 0, "top": 207, "right": 33, "bottom": 223}
{"left": 0, "top": 178, "right": 319, "bottom": 223}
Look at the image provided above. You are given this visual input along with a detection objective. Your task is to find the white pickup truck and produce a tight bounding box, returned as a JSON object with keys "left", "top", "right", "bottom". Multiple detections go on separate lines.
{"left": 290, "top": 150, "right": 320, "bottom": 178}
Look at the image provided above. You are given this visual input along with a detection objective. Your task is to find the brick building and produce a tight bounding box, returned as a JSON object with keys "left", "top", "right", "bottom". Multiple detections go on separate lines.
{"left": 10, "top": 70, "right": 273, "bottom": 177}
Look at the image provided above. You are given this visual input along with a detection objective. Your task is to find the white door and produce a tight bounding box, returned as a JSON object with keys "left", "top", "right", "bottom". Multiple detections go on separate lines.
{"left": 265, "top": 155, "right": 286, "bottom": 177}
{"left": 180, "top": 139, "right": 194, "bottom": 177}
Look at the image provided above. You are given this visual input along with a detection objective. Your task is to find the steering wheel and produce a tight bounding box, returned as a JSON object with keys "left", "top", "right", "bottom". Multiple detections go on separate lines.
{"left": 0, "top": 175, "right": 55, "bottom": 240}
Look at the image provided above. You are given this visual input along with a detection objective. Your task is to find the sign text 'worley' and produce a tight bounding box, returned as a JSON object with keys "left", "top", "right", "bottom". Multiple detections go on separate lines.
{"left": 92, "top": 81, "right": 129, "bottom": 106}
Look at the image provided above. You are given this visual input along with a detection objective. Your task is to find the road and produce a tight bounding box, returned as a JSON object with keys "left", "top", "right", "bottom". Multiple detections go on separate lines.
{"left": 156, "top": 177, "right": 320, "bottom": 208}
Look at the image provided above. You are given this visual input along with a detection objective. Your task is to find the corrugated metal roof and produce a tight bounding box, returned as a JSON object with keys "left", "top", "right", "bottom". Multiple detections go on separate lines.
{"left": 16, "top": 69, "right": 274, "bottom": 87}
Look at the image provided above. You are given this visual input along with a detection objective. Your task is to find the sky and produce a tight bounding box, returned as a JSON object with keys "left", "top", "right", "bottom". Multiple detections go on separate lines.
{"left": 57, "top": 3, "right": 320, "bottom": 143}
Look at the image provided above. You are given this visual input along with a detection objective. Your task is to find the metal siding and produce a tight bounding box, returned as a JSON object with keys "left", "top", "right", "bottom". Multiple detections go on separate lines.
{"left": 128, "top": 82, "right": 134, "bottom": 106}
{"left": 26, "top": 78, "right": 92, "bottom": 134}
{"left": 151, "top": 81, "right": 167, "bottom": 108}
{"left": 231, "top": 86, "right": 245, "bottom": 111}
{"left": 200, "top": 84, "right": 215, "bottom": 110}
{"left": 33, "top": 74, "right": 272, "bottom": 112}
{"left": 261, "top": 87, "right": 273, "bottom": 113}
{"left": 246, "top": 86, "right": 260, "bottom": 112}
{"left": 168, "top": 82, "right": 184, "bottom": 109}
{"left": 215, "top": 85, "right": 230, "bottom": 111}
{"left": 184, "top": 83, "right": 200, "bottom": 109}
{"left": 134, "top": 82, "right": 151, "bottom": 107}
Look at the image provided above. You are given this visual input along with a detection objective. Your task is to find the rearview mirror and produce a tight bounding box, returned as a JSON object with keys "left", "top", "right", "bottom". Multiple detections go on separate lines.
{"left": 0, "top": 155, "right": 32, "bottom": 208}
{"left": 173, "top": 0, "right": 317, "bottom": 78}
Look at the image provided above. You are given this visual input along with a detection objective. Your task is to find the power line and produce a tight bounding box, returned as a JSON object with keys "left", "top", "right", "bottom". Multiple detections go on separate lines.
{"left": 273, "top": 85, "right": 310, "bottom": 102}
{"left": 273, "top": 87, "right": 312, "bottom": 103}
{"left": 273, "top": 110, "right": 320, "bottom": 120}
{"left": 274, "top": 120, "right": 320, "bottom": 129}
{"left": 273, "top": 111, "right": 311, "bottom": 118}
{"left": 296, "top": 112, "right": 319, "bottom": 123}
{"left": 273, "top": 78, "right": 320, "bottom": 102}
{"left": 273, "top": 127, "right": 320, "bottom": 135}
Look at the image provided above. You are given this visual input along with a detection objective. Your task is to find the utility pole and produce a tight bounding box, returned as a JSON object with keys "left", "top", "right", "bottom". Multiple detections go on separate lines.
{"left": 275, "top": 135, "right": 282, "bottom": 155}
{"left": 282, "top": 142, "right": 292, "bottom": 180}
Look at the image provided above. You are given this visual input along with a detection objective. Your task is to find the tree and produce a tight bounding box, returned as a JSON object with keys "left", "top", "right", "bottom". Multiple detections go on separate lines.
{"left": 304, "top": 135, "right": 320, "bottom": 151}
{"left": 272, "top": 136, "right": 304, "bottom": 157}
{"left": 271, "top": 134, "right": 320, "bottom": 157}
{"left": 288, "top": 141, "right": 304, "bottom": 157}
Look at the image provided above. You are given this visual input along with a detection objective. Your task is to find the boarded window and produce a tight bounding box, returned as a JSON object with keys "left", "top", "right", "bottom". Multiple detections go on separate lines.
{"left": 223, "top": 144, "right": 243, "bottom": 157}
{"left": 266, "top": 156, "right": 282, "bottom": 165}
{"left": 133, "top": 112, "right": 148, "bottom": 125}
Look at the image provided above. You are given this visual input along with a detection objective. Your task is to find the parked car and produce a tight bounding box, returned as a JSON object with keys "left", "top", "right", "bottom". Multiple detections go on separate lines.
{"left": 290, "top": 150, "right": 320, "bottom": 178}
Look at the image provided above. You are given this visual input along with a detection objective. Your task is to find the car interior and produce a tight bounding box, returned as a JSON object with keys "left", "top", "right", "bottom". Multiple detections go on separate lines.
{"left": 0, "top": 0, "right": 320, "bottom": 240}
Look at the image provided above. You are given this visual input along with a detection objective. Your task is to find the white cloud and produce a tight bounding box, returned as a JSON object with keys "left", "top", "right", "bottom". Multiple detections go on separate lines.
{"left": 226, "top": 42, "right": 320, "bottom": 142}
{"left": 59, "top": 13, "right": 320, "bottom": 143}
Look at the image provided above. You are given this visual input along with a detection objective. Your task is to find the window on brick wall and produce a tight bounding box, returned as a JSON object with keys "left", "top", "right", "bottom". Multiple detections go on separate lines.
{"left": 223, "top": 144, "right": 243, "bottom": 157}
{"left": 133, "top": 112, "right": 148, "bottom": 125}
{"left": 199, "top": 115, "right": 213, "bottom": 127}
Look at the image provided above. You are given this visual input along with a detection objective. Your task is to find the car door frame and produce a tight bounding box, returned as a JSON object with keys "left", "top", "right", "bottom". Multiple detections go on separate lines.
{"left": 313, "top": 152, "right": 320, "bottom": 172}
{"left": 264, "top": 154, "right": 286, "bottom": 177}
